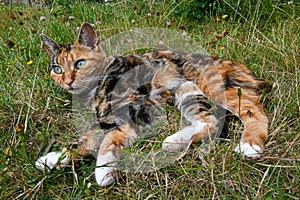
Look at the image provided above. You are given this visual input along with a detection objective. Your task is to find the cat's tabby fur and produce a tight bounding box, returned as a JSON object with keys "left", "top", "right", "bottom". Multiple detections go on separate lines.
{"left": 36, "top": 23, "right": 271, "bottom": 186}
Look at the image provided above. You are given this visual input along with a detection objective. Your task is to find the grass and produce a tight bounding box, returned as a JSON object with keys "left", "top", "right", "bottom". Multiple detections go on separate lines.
{"left": 0, "top": 0, "right": 299, "bottom": 199}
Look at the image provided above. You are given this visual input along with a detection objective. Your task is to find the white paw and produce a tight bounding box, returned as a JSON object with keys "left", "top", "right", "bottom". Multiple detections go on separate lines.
{"left": 235, "top": 142, "right": 262, "bottom": 158}
{"left": 162, "top": 135, "right": 191, "bottom": 151}
{"left": 95, "top": 151, "right": 117, "bottom": 186}
{"left": 162, "top": 122, "right": 207, "bottom": 151}
{"left": 35, "top": 150, "right": 69, "bottom": 171}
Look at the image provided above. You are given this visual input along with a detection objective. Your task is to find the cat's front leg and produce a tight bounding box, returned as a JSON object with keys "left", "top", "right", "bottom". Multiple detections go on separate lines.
{"left": 35, "top": 149, "right": 69, "bottom": 171}
{"left": 95, "top": 144, "right": 119, "bottom": 186}
{"left": 35, "top": 145, "right": 89, "bottom": 171}
{"left": 95, "top": 124, "right": 136, "bottom": 186}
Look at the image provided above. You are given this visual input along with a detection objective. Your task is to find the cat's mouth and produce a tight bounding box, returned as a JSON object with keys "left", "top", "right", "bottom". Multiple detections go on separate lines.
{"left": 67, "top": 87, "right": 82, "bottom": 94}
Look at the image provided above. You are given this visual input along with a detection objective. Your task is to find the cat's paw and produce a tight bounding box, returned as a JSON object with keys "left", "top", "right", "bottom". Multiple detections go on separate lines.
{"left": 35, "top": 150, "right": 69, "bottom": 171}
{"left": 162, "top": 135, "right": 190, "bottom": 151}
{"left": 95, "top": 151, "right": 117, "bottom": 187}
{"left": 235, "top": 142, "right": 262, "bottom": 158}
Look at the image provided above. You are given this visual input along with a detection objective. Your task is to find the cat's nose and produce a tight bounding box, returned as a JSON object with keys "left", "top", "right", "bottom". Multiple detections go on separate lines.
{"left": 65, "top": 78, "right": 74, "bottom": 86}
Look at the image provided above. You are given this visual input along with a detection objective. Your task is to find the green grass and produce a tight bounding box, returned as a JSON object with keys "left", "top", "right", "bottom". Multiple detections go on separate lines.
{"left": 0, "top": 0, "right": 299, "bottom": 199}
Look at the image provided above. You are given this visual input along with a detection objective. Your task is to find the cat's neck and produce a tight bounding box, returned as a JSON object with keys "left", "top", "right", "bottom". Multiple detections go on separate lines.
{"left": 78, "top": 55, "right": 115, "bottom": 108}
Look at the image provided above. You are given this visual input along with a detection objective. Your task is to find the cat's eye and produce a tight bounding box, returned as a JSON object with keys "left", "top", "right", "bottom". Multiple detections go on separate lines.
{"left": 75, "top": 60, "right": 86, "bottom": 69}
{"left": 52, "top": 65, "right": 62, "bottom": 74}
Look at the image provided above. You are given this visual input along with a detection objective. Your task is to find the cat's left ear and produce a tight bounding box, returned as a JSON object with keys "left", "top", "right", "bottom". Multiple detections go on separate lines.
{"left": 40, "top": 34, "right": 60, "bottom": 57}
{"left": 77, "top": 23, "right": 98, "bottom": 49}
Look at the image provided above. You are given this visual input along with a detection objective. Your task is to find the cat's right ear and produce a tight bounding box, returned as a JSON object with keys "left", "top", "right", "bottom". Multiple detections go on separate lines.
{"left": 77, "top": 23, "right": 98, "bottom": 49}
{"left": 40, "top": 34, "right": 60, "bottom": 57}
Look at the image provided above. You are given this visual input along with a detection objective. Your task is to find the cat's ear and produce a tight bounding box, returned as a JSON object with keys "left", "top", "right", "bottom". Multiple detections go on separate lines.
{"left": 40, "top": 34, "right": 60, "bottom": 57}
{"left": 77, "top": 23, "right": 98, "bottom": 49}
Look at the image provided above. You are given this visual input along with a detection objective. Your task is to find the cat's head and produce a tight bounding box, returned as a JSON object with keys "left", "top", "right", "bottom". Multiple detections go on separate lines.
{"left": 41, "top": 23, "right": 110, "bottom": 95}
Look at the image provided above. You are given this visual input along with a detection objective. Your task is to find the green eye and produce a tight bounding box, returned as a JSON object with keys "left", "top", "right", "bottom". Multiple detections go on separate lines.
{"left": 52, "top": 65, "right": 62, "bottom": 74}
{"left": 75, "top": 60, "right": 86, "bottom": 69}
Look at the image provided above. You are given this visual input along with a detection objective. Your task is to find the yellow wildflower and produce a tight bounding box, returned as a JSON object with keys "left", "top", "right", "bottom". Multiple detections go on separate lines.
{"left": 216, "top": 17, "right": 220, "bottom": 21}
{"left": 61, "top": 147, "right": 68, "bottom": 154}
{"left": 27, "top": 60, "right": 33, "bottom": 65}
{"left": 16, "top": 123, "right": 24, "bottom": 133}
{"left": 222, "top": 14, "right": 228, "bottom": 19}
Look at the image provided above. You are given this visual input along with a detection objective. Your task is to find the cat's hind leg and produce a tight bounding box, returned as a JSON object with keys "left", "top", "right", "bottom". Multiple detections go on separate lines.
{"left": 225, "top": 88, "right": 269, "bottom": 158}
{"left": 162, "top": 81, "right": 220, "bottom": 151}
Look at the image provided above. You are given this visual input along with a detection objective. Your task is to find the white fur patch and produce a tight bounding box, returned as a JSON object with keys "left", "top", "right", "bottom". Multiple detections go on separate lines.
{"left": 235, "top": 142, "right": 262, "bottom": 158}
{"left": 162, "top": 122, "right": 207, "bottom": 151}
{"left": 175, "top": 81, "right": 204, "bottom": 107}
{"left": 35, "top": 151, "right": 69, "bottom": 171}
{"left": 162, "top": 134, "right": 190, "bottom": 151}
{"left": 95, "top": 151, "right": 117, "bottom": 186}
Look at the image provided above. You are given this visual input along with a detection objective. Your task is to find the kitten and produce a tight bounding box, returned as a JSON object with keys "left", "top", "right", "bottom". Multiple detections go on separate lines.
{"left": 35, "top": 23, "right": 271, "bottom": 186}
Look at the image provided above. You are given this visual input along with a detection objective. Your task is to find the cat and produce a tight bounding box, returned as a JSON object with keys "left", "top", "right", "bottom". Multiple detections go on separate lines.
{"left": 35, "top": 23, "right": 271, "bottom": 186}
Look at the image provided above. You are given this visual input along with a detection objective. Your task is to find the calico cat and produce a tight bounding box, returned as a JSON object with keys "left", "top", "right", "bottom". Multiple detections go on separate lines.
{"left": 35, "top": 23, "right": 271, "bottom": 186}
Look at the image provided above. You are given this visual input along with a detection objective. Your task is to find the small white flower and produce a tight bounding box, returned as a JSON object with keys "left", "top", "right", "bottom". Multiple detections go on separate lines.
{"left": 166, "top": 21, "right": 171, "bottom": 28}
{"left": 159, "top": 40, "right": 164, "bottom": 46}
{"left": 87, "top": 182, "right": 92, "bottom": 188}
{"left": 68, "top": 16, "right": 74, "bottom": 20}
{"left": 76, "top": 27, "right": 80, "bottom": 32}
{"left": 182, "top": 31, "right": 187, "bottom": 36}
{"left": 147, "top": 13, "right": 151, "bottom": 17}
{"left": 131, "top": 19, "right": 135, "bottom": 23}
{"left": 40, "top": 16, "right": 46, "bottom": 21}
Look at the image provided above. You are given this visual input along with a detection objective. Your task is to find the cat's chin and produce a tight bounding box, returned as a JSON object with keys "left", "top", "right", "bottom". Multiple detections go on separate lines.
{"left": 67, "top": 87, "right": 84, "bottom": 95}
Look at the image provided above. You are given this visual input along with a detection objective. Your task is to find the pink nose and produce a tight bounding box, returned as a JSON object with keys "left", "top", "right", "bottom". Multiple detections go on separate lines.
{"left": 65, "top": 78, "right": 74, "bottom": 86}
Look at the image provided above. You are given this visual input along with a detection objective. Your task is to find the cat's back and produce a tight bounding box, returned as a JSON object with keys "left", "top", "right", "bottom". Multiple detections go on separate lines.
{"left": 142, "top": 50, "right": 270, "bottom": 99}
{"left": 97, "top": 50, "right": 225, "bottom": 103}
{"left": 96, "top": 49, "right": 269, "bottom": 108}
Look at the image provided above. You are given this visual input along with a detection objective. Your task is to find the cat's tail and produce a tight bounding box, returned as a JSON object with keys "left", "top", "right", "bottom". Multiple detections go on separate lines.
{"left": 254, "top": 79, "right": 273, "bottom": 94}
{"left": 222, "top": 61, "right": 273, "bottom": 95}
